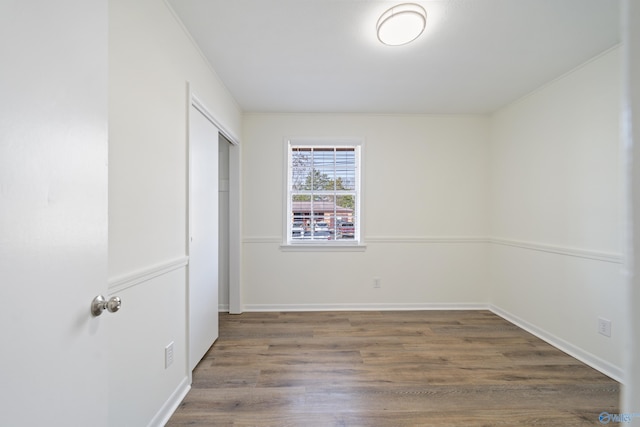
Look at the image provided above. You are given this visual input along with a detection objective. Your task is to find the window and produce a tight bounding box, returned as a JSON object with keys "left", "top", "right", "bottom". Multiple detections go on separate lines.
{"left": 286, "top": 139, "right": 362, "bottom": 245}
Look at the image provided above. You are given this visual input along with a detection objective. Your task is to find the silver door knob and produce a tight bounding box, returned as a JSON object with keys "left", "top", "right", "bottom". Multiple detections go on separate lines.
{"left": 91, "top": 295, "right": 122, "bottom": 316}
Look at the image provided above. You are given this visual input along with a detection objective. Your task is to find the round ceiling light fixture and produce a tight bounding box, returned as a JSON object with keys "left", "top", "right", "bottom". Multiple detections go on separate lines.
{"left": 376, "top": 3, "right": 427, "bottom": 46}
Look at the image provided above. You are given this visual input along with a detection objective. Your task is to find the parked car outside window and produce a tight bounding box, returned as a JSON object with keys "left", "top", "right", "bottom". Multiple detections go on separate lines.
{"left": 314, "top": 222, "right": 329, "bottom": 232}
{"left": 338, "top": 222, "right": 355, "bottom": 238}
{"left": 292, "top": 222, "right": 304, "bottom": 238}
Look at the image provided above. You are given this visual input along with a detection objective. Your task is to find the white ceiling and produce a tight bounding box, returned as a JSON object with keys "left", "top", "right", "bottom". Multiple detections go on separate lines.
{"left": 167, "top": 0, "right": 620, "bottom": 114}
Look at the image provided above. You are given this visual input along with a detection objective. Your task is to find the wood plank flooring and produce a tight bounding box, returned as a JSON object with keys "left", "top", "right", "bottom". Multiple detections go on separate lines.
{"left": 166, "top": 311, "right": 619, "bottom": 426}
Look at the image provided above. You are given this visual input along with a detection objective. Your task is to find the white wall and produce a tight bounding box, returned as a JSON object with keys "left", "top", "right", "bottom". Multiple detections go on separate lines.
{"left": 489, "top": 47, "right": 624, "bottom": 379}
{"left": 242, "top": 113, "right": 490, "bottom": 309}
{"left": 108, "top": 0, "right": 241, "bottom": 425}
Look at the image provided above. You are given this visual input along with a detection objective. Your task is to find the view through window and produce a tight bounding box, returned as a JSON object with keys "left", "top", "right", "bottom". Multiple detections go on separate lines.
{"left": 287, "top": 142, "right": 361, "bottom": 244}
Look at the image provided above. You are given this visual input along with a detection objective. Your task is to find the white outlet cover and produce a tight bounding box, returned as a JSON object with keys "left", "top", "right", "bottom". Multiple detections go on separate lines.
{"left": 598, "top": 318, "right": 611, "bottom": 337}
{"left": 165, "top": 342, "right": 174, "bottom": 368}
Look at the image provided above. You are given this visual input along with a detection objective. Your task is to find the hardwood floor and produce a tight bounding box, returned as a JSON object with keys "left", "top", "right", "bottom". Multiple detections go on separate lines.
{"left": 166, "top": 311, "right": 619, "bottom": 426}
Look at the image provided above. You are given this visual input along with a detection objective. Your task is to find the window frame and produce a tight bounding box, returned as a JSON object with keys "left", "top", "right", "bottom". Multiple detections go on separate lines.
{"left": 282, "top": 138, "right": 365, "bottom": 251}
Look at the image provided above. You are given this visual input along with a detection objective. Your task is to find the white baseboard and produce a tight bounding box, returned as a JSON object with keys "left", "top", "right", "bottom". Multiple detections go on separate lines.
{"left": 148, "top": 376, "right": 191, "bottom": 427}
{"left": 242, "top": 302, "right": 489, "bottom": 312}
{"left": 490, "top": 304, "right": 624, "bottom": 383}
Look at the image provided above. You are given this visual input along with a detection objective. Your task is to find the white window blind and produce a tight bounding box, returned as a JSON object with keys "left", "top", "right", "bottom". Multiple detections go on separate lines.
{"left": 286, "top": 141, "right": 361, "bottom": 244}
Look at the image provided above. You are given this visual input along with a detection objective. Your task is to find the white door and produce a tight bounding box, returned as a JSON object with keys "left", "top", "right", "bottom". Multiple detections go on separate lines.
{"left": 188, "top": 104, "right": 220, "bottom": 370}
{"left": 0, "top": 1, "right": 109, "bottom": 426}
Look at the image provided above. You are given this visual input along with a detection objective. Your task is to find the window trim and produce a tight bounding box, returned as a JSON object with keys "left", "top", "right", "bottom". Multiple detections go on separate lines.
{"left": 282, "top": 137, "right": 365, "bottom": 250}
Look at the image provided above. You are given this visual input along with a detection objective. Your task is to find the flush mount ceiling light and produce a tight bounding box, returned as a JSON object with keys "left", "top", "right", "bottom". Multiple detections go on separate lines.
{"left": 376, "top": 3, "right": 427, "bottom": 46}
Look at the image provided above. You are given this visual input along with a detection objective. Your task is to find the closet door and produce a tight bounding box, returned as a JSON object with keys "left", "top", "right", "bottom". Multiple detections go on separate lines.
{"left": 188, "top": 104, "right": 219, "bottom": 370}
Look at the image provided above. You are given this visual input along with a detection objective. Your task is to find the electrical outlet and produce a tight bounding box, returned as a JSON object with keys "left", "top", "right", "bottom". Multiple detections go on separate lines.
{"left": 165, "top": 341, "right": 174, "bottom": 368}
{"left": 373, "top": 277, "right": 381, "bottom": 288}
{"left": 598, "top": 318, "right": 611, "bottom": 337}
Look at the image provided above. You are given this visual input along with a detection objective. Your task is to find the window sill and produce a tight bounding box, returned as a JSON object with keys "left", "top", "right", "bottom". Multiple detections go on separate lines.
{"left": 280, "top": 242, "right": 367, "bottom": 252}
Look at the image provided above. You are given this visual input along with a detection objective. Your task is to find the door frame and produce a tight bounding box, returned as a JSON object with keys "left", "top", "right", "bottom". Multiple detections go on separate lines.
{"left": 189, "top": 91, "right": 242, "bottom": 315}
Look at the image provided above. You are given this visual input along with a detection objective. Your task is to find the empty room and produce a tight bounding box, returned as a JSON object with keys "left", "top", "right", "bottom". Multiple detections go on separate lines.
{"left": 3, "top": 1, "right": 640, "bottom": 426}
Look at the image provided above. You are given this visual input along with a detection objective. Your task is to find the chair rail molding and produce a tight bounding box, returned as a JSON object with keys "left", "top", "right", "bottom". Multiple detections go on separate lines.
{"left": 108, "top": 256, "right": 189, "bottom": 293}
